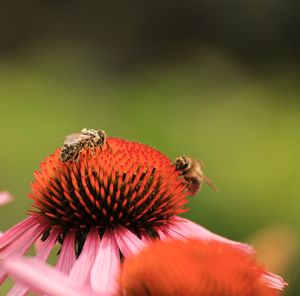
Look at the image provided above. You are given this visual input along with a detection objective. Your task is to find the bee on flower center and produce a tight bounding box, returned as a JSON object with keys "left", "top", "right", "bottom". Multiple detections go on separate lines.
{"left": 174, "top": 155, "right": 218, "bottom": 196}
{"left": 60, "top": 128, "right": 108, "bottom": 162}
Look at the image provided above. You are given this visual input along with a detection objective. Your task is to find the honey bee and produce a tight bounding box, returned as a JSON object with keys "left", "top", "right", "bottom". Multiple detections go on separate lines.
{"left": 174, "top": 155, "right": 218, "bottom": 196}
{"left": 60, "top": 128, "right": 108, "bottom": 163}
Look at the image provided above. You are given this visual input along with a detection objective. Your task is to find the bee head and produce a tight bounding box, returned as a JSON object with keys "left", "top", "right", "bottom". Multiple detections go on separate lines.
{"left": 97, "top": 130, "right": 106, "bottom": 141}
{"left": 175, "top": 155, "right": 190, "bottom": 171}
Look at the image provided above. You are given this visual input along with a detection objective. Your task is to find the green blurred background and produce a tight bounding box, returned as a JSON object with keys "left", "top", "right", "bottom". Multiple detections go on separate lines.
{"left": 0, "top": 1, "right": 299, "bottom": 295}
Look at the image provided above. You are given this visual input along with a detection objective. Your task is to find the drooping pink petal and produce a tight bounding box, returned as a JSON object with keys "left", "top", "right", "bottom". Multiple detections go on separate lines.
{"left": 0, "top": 223, "right": 45, "bottom": 284}
{"left": 69, "top": 228, "right": 100, "bottom": 285}
{"left": 6, "top": 282, "right": 27, "bottom": 296}
{"left": 55, "top": 230, "right": 76, "bottom": 275}
{"left": 261, "top": 272, "right": 287, "bottom": 290}
{"left": 0, "top": 223, "right": 44, "bottom": 258}
{"left": 141, "top": 233, "right": 152, "bottom": 244}
{"left": 8, "top": 228, "right": 60, "bottom": 296}
{"left": 157, "top": 229, "right": 169, "bottom": 240}
{"left": 158, "top": 225, "right": 186, "bottom": 240}
{"left": 0, "top": 191, "right": 13, "bottom": 205}
{"left": 34, "top": 238, "right": 44, "bottom": 254}
{"left": 0, "top": 273, "right": 6, "bottom": 285}
{"left": 114, "top": 225, "right": 145, "bottom": 258}
{"left": 91, "top": 230, "right": 120, "bottom": 295}
{"left": 36, "top": 228, "right": 60, "bottom": 259}
{"left": 169, "top": 216, "right": 254, "bottom": 254}
{"left": 4, "top": 257, "right": 99, "bottom": 296}
{"left": 0, "top": 217, "right": 39, "bottom": 248}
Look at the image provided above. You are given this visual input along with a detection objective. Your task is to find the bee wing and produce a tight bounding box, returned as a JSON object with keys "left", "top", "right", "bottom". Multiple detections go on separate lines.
{"left": 63, "top": 133, "right": 88, "bottom": 145}
{"left": 203, "top": 175, "right": 219, "bottom": 193}
{"left": 198, "top": 160, "right": 205, "bottom": 168}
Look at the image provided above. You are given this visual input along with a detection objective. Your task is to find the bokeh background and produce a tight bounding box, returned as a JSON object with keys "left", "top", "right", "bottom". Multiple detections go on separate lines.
{"left": 0, "top": 1, "right": 299, "bottom": 295}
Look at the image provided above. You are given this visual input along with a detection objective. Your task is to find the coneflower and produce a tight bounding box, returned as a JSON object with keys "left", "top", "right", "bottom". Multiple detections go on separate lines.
{"left": 0, "top": 137, "right": 270, "bottom": 295}
{"left": 120, "top": 239, "right": 287, "bottom": 296}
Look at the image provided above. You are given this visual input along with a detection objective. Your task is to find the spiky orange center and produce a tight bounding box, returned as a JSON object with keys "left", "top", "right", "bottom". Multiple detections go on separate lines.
{"left": 29, "top": 138, "right": 188, "bottom": 235}
{"left": 121, "top": 239, "right": 280, "bottom": 296}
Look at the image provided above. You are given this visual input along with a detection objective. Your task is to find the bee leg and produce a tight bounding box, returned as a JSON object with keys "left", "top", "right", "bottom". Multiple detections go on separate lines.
{"left": 60, "top": 147, "right": 69, "bottom": 163}
{"left": 73, "top": 148, "right": 82, "bottom": 162}
{"left": 182, "top": 177, "right": 191, "bottom": 189}
{"left": 105, "top": 141, "right": 112, "bottom": 152}
{"left": 91, "top": 147, "right": 96, "bottom": 157}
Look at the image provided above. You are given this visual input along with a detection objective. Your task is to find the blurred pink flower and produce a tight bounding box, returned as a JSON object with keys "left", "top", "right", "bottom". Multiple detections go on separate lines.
{"left": 0, "top": 191, "right": 13, "bottom": 206}
{"left": 0, "top": 137, "right": 278, "bottom": 295}
{"left": 120, "top": 239, "right": 287, "bottom": 296}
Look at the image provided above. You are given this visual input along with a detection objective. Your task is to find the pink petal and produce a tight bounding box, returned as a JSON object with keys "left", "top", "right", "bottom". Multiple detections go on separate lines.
{"left": 157, "top": 229, "right": 169, "bottom": 240}
{"left": 69, "top": 228, "right": 100, "bottom": 285}
{"left": 36, "top": 228, "right": 60, "bottom": 260}
{"left": 0, "top": 191, "right": 13, "bottom": 205}
{"left": 159, "top": 225, "right": 186, "bottom": 240}
{"left": 141, "top": 233, "right": 152, "bottom": 244}
{"left": 7, "top": 283, "right": 28, "bottom": 296}
{"left": 0, "top": 217, "right": 38, "bottom": 248}
{"left": 55, "top": 230, "right": 76, "bottom": 275}
{"left": 0, "top": 274, "right": 7, "bottom": 286}
{"left": 114, "top": 225, "right": 146, "bottom": 258}
{"left": 4, "top": 257, "right": 99, "bottom": 296}
{"left": 7, "top": 228, "right": 60, "bottom": 296}
{"left": 0, "top": 223, "right": 44, "bottom": 258}
{"left": 0, "top": 223, "right": 45, "bottom": 284}
{"left": 261, "top": 272, "right": 288, "bottom": 290}
{"left": 91, "top": 230, "right": 120, "bottom": 295}
{"left": 169, "top": 216, "right": 254, "bottom": 254}
{"left": 34, "top": 239, "right": 44, "bottom": 254}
